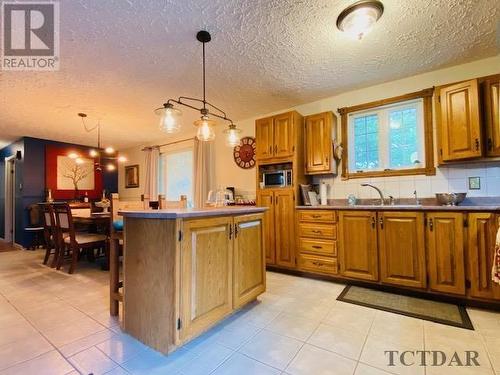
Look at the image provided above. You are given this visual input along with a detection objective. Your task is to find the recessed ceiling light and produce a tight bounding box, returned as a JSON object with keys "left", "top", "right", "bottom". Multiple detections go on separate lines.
{"left": 336, "top": 0, "right": 384, "bottom": 40}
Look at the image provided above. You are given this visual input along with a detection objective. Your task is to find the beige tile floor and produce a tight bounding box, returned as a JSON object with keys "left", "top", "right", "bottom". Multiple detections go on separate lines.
{"left": 0, "top": 249, "right": 499, "bottom": 375}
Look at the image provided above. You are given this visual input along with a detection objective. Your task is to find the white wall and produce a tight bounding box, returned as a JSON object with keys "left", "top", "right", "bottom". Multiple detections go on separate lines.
{"left": 213, "top": 54, "right": 500, "bottom": 200}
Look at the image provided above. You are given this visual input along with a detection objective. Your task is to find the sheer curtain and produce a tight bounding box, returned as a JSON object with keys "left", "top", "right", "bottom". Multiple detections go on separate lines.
{"left": 193, "top": 139, "right": 215, "bottom": 208}
{"left": 143, "top": 146, "right": 160, "bottom": 204}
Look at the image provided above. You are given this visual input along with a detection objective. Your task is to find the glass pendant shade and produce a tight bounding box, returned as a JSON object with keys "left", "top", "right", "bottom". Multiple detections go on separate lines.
{"left": 194, "top": 116, "right": 216, "bottom": 142}
{"left": 156, "top": 105, "right": 182, "bottom": 134}
{"left": 224, "top": 124, "right": 242, "bottom": 147}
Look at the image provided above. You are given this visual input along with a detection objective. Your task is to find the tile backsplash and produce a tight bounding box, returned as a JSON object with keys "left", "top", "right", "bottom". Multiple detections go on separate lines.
{"left": 316, "top": 163, "right": 500, "bottom": 200}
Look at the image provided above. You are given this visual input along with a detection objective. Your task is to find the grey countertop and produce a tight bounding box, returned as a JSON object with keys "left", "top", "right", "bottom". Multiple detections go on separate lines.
{"left": 119, "top": 206, "right": 266, "bottom": 219}
{"left": 297, "top": 197, "right": 500, "bottom": 211}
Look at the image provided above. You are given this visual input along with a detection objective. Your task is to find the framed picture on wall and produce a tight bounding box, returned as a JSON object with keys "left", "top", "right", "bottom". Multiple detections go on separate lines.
{"left": 125, "top": 165, "right": 139, "bottom": 188}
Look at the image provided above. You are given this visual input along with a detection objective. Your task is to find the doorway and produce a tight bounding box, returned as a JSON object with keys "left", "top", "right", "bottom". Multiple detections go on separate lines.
{"left": 4, "top": 156, "right": 16, "bottom": 243}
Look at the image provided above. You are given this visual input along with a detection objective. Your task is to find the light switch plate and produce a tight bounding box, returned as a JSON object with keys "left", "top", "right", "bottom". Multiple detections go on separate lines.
{"left": 468, "top": 176, "right": 481, "bottom": 190}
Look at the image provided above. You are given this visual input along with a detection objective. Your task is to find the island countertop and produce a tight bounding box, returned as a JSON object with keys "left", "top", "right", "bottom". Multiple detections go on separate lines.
{"left": 119, "top": 206, "right": 267, "bottom": 219}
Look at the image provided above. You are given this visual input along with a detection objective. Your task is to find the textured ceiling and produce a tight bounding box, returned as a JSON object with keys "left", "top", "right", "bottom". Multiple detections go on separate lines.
{"left": 1, "top": 0, "right": 499, "bottom": 149}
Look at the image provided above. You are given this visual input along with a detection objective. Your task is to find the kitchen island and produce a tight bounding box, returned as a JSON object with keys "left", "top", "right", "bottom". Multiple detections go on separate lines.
{"left": 119, "top": 206, "right": 266, "bottom": 354}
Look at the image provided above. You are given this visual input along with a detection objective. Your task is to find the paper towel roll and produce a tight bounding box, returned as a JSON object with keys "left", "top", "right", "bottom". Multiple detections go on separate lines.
{"left": 320, "top": 182, "right": 327, "bottom": 206}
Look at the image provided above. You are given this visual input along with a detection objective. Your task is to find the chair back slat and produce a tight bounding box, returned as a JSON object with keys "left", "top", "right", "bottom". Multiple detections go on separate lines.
{"left": 53, "top": 203, "right": 76, "bottom": 245}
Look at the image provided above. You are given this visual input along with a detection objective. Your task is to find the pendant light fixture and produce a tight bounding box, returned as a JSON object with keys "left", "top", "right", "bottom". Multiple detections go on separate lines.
{"left": 155, "top": 31, "right": 241, "bottom": 146}
{"left": 336, "top": 0, "right": 384, "bottom": 40}
{"left": 72, "top": 113, "right": 127, "bottom": 172}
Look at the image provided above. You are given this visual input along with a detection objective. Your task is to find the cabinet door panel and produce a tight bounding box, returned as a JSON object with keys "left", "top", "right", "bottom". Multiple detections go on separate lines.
{"left": 233, "top": 214, "right": 266, "bottom": 308}
{"left": 274, "top": 189, "right": 296, "bottom": 267}
{"left": 255, "top": 117, "right": 274, "bottom": 160}
{"left": 305, "top": 112, "right": 332, "bottom": 174}
{"left": 379, "top": 212, "right": 426, "bottom": 289}
{"left": 257, "top": 190, "right": 275, "bottom": 265}
{"left": 439, "top": 80, "right": 482, "bottom": 160}
{"left": 427, "top": 213, "right": 465, "bottom": 295}
{"left": 273, "top": 113, "right": 295, "bottom": 158}
{"left": 468, "top": 213, "right": 500, "bottom": 300}
{"left": 180, "top": 217, "right": 233, "bottom": 341}
{"left": 338, "top": 211, "right": 378, "bottom": 281}
{"left": 484, "top": 78, "right": 500, "bottom": 156}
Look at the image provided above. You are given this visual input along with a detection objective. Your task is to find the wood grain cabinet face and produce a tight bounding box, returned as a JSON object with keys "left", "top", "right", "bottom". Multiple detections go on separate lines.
{"left": 484, "top": 78, "right": 500, "bottom": 156}
{"left": 468, "top": 213, "right": 500, "bottom": 300}
{"left": 255, "top": 117, "right": 274, "bottom": 160}
{"left": 257, "top": 190, "right": 276, "bottom": 265}
{"left": 438, "top": 80, "right": 482, "bottom": 161}
{"left": 378, "top": 212, "right": 426, "bottom": 289}
{"left": 426, "top": 212, "right": 466, "bottom": 295}
{"left": 180, "top": 217, "right": 233, "bottom": 341}
{"left": 233, "top": 215, "right": 266, "bottom": 308}
{"left": 273, "top": 113, "right": 295, "bottom": 159}
{"left": 274, "top": 189, "right": 296, "bottom": 267}
{"left": 304, "top": 112, "right": 334, "bottom": 174}
{"left": 338, "top": 211, "right": 378, "bottom": 281}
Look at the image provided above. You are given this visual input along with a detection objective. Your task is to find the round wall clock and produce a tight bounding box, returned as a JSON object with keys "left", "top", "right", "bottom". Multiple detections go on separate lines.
{"left": 233, "top": 137, "right": 256, "bottom": 169}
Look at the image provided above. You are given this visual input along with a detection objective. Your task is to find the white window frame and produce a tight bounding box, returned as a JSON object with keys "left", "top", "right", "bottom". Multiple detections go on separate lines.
{"left": 348, "top": 98, "right": 425, "bottom": 173}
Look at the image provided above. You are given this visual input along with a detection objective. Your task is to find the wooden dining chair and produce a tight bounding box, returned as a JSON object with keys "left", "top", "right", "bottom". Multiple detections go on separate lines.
{"left": 40, "top": 203, "right": 59, "bottom": 267}
{"left": 53, "top": 203, "right": 108, "bottom": 274}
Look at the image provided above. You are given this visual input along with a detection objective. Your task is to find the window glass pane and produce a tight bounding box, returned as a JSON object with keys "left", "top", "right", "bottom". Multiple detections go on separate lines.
{"left": 159, "top": 150, "right": 193, "bottom": 205}
{"left": 352, "top": 114, "right": 379, "bottom": 170}
{"left": 389, "top": 107, "right": 418, "bottom": 168}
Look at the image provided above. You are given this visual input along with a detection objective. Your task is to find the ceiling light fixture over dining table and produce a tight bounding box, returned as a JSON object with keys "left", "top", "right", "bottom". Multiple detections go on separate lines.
{"left": 155, "top": 30, "right": 242, "bottom": 146}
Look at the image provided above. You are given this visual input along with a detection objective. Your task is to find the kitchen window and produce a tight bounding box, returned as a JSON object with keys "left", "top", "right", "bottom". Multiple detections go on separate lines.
{"left": 159, "top": 148, "right": 194, "bottom": 205}
{"left": 339, "top": 89, "right": 435, "bottom": 179}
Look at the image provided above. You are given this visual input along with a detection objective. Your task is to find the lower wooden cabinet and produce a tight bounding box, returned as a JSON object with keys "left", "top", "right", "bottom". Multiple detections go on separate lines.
{"left": 297, "top": 254, "right": 338, "bottom": 275}
{"left": 468, "top": 213, "right": 500, "bottom": 299}
{"left": 233, "top": 214, "right": 266, "bottom": 308}
{"left": 426, "top": 212, "right": 466, "bottom": 295}
{"left": 180, "top": 214, "right": 265, "bottom": 342}
{"left": 338, "top": 211, "right": 379, "bottom": 281}
{"left": 378, "top": 212, "right": 427, "bottom": 289}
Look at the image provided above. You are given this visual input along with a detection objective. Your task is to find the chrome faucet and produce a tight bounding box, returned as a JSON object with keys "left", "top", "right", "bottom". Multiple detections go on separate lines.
{"left": 414, "top": 190, "right": 421, "bottom": 205}
{"left": 361, "top": 184, "right": 385, "bottom": 206}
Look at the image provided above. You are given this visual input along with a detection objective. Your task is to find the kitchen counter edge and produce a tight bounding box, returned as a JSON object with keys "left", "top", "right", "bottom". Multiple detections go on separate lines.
{"left": 119, "top": 206, "right": 267, "bottom": 219}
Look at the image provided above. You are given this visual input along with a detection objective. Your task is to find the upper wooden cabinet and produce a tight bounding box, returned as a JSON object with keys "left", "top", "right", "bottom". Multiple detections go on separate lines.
{"left": 438, "top": 79, "right": 482, "bottom": 161}
{"left": 484, "top": 77, "right": 500, "bottom": 156}
{"left": 255, "top": 111, "right": 302, "bottom": 162}
{"left": 467, "top": 213, "right": 500, "bottom": 300}
{"left": 426, "top": 212, "right": 466, "bottom": 295}
{"left": 378, "top": 212, "right": 426, "bottom": 289}
{"left": 304, "top": 112, "right": 336, "bottom": 175}
{"left": 338, "top": 211, "right": 378, "bottom": 281}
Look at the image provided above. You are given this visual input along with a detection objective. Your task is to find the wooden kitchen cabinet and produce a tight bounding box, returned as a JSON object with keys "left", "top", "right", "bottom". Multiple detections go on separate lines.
{"left": 257, "top": 190, "right": 276, "bottom": 264}
{"left": 338, "top": 211, "right": 378, "bottom": 281}
{"left": 378, "top": 212, "right": 426, "bottom": 289}
{"left": 255, "top": 111, "right": 301, "bottom": 162}
{"left": 484, "top": 77, "right": 500, "bottom": 156}
{"left": 255, "top": 116, "right": 274, "bottom": 160}
{"left": 468, "top": 213, "right": 500, "bottom": 300}
{"left": 438, "top": 79, "right": 482, "bottom": 161}
{"left": 274, "top": 189, "right": 296, "bottom": 267}
{"left": 258, "top": 189, "right": 296, "bottom": 268}
{"left": 180, "top": 217, "right": 234, "bottom": 341}
{"left": 426, "top": 212, "right": 466, "bottom": 295}
{"left": 233, "top": 214, "right": 266, "bottom": 308}
{"left": 304, "top": 112, "right": 335, "bottom": 175}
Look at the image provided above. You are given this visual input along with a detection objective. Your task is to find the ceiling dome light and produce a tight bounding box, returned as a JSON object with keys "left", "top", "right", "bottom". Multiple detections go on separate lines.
{"left": 223, "top": 124, "right": 242, "bottom": 148}
{"left": 336, "top": 0, "right": 384, "bottom": 40}
{"left": 155, "top": 103, "right": 182, "bottom": 133}
{"left": 194, "top": 116, "right": 216, "bottom": 142}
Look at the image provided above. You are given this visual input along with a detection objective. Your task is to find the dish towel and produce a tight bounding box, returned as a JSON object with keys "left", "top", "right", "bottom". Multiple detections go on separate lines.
{"left": 493, "top": 220, "right": 500, "bottom": 285}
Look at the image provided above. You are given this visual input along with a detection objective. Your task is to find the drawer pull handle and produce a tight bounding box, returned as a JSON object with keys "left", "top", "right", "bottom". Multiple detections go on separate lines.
{"left": 311, "top": 230, "right": 322, "bottom": 234}
{"left": 312, "top": 215, "right": 321, "bottom": 218}
{"left": 312, "top": 261, "right": 324, "bottom": 267}
{"left": 312, "top": 245, "right": 323, "bottom": 249}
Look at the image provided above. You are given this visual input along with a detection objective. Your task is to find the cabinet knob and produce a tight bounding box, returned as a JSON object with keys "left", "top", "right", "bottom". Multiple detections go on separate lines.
{"left": 487, "top": 138, "right": 493, "bottom": 151}
{"left": 312, "top": 214, "right": 321, "bottom": 218}
{"left": 475, "top": 138, "right": 480, "bottom": 151}
{"left": 379, "top": 217, "right": 384, "bottom": 229}
{"left": 371, "top": 216, "right": 376, "bottom": 229}
{"left": 429, "top": 218, "right": 434, "bottom": 231}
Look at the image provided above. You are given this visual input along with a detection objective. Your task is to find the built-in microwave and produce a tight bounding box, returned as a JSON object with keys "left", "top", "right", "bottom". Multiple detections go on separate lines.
{"left": 262, "top": 169, "right": 293, "bottom": 188}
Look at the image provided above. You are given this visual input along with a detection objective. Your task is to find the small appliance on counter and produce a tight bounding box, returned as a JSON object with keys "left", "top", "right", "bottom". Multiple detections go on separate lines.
{"left": 259, "top": 162, "right": 294, "bottom": 189}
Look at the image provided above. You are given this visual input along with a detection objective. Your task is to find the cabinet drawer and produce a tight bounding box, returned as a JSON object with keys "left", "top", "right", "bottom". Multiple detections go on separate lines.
{"left": 298, "top": 254, "right": 338, "bottom": 275}
{"left": 298, "top": 223, "right": 336, "bottom": 239}
{"left": 299, "top": 238, "right": 337, "bottom": 256}
{"left": 298, "top": 210, "right": 336, "bottom": 223}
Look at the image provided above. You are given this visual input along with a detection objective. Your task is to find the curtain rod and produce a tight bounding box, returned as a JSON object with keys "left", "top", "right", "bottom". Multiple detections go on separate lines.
{"left": 141, "top": 137, "right": 194, "bottom": 151}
